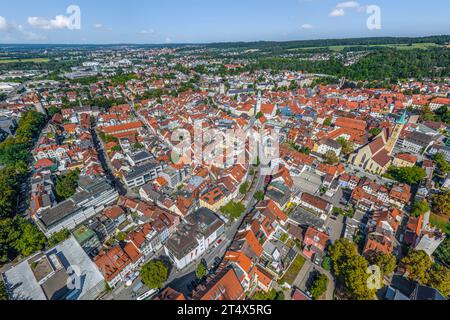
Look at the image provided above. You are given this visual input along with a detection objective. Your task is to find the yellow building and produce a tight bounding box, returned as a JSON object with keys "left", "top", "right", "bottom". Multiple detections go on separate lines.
{"left": 199, "top": 187, "right": 228, "bottom": 212}
{"left": 349, "top": 132, "right": 392, "bottom": 175}
{"left": 393, "top": 153, "right": 417, "bottom": 168}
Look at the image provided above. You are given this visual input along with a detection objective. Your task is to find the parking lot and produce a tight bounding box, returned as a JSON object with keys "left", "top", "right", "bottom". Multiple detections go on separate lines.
{"left": 324, "top": 214, "right": 345, "bottom": 242}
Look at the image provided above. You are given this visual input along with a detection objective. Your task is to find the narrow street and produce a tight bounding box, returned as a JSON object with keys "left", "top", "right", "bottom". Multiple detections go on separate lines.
{"left": 91, "top": 124, "right": 127, "bottom": 196}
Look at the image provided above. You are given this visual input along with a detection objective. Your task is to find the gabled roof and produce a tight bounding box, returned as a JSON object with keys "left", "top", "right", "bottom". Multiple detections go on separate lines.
{"left": 192, "top": 268, "right": 245, "bottom": 300}
{"left": 225, "top": 251, "right": 253, "bottom": 275}
{"left": 304, "top": 227, "right": 329, "bottom": 248}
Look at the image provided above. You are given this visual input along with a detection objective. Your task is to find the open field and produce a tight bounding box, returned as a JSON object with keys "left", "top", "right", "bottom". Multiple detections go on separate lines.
{"left": 289, "top": 43, "right": 442, "bottom": 52}
{"left": 0, "top": 58, "right": 50, "bottom": 64}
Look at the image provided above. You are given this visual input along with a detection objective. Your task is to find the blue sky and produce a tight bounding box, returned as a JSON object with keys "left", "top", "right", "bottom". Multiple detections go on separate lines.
{"left": 0, "top": 0, "right": 449, "bottom": 44}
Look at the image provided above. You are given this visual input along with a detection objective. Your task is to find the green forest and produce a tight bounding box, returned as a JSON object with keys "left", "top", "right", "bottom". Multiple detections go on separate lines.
{"left": 0, "top": 111, "right": 50, "bottom": 265}
{"left": 246, "top": 48, "right": 450, "bottom": 83}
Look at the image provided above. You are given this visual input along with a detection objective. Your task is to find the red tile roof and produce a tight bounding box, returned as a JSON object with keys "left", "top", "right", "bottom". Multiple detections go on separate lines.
{"left": 94, "top": 246, "right": 131, "bottom": 282}
{"left": 194, "top": 268, "right": 245, "bottom": 300}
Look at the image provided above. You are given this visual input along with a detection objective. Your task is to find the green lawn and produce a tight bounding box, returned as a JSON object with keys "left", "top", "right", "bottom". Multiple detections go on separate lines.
{"left": 0, "top": 58, "right": 50, "bottom": 64}
{"left": 279, "top": 254, "right": 306, "bottom": 285}
{"left": 430, "top": 213, "right": 450, "bottom": 236}
{"left": 220, "top": 201, "right": 246, "bottom": 220}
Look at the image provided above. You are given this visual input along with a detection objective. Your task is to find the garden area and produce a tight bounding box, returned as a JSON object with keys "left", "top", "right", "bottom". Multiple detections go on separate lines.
{"left": 220, "top": 201, "right": 246, "bottom": 221}
{"left": 279, "top": 254, "right": 306, "bottom": 285}
{"left": 332, "top": 207, "right": 355, "bottom": 218}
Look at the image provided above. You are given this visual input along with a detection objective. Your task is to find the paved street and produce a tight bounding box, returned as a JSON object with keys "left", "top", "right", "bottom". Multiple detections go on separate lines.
{"left": 91, "top": 125, "right": 128, "bottom": 196}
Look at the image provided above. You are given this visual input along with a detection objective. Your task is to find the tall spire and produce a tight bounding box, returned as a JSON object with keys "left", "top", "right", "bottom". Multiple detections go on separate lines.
{"left": 397, "top": 110, "right": 408, "bottom": 125}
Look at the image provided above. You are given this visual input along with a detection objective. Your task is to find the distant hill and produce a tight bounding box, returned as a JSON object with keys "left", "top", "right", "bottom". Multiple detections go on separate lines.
{"left": 1, "top": 35, "right": 449, "bottom": 50}
{"left": 204, "top": 35, "right": 450, "bottom": 50}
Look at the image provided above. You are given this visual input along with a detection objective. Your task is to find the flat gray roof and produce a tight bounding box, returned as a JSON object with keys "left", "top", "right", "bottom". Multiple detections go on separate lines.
{"left": 165, "top": 208, "right": 224, "bottom": 260}
{"left": 3, "top": 237, "right": 104, "bottom": 300}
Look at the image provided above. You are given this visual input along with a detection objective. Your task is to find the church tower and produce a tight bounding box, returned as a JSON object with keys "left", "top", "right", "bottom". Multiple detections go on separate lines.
{"left": 385, "top": 110, "right": 407, "bottom": 155}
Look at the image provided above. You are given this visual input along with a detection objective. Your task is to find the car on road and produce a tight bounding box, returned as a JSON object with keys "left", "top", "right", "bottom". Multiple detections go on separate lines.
{"left": 313, "top": 256, "right": 322, "bottom": 265}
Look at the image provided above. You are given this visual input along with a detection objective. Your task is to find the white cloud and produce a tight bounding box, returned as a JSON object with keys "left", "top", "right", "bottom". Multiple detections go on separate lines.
{"left": 28, "top": 15, "right": 71, "bottom": 30}
{"left": 301, "top": 23, "right": 313, "bottom": 29}
{"left": 15, "top": 24, "right": 46, "bottom": 41}
{"left": 330, "top": 1, "right": 362, "bottom": 17}
{"left": 93, "top": 23, "right": 103, "bottom": 29}
{"left": 165, "top": 37, "right": 173, "bottom": 43}
{"left": 140, "top": 29, "right": 155, "bottom": 35}
{"left": 0, "top": 19, "right": 46, "bottom": 41}
{"left": 0, "top": 16, "right": 12, "bottom": 31}
{"left": 329, "top": 8, "right": 345, "bottom": 17}
{"left": 24, "top": 32, "right": 47, "bottom": 41}
{"left": 336, "top": 1, "right": 360, "bottom": 9}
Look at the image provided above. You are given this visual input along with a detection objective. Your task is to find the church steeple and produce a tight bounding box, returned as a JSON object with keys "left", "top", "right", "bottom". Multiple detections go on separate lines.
{"left": 386, "top": 110, "right": 408, "bottom": 156}
{"left": 397, "top": 110, "right": 408, "bottom": 125}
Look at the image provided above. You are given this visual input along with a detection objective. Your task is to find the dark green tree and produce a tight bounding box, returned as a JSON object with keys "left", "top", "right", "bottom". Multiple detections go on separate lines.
{"left": 309, "top": 273, "right": 328, "bottom": 300}
{"left": 47, "top": 229, "right": 71, "bottom": 247}
{"left": 140, "top": 260, "right": 169, "bottom": 289}
{"left": 254, "top": 190, "right": 265, "bottom": 201}
{"left": 14, "top": 219, "right": 47, "bottom": 257}
{"left": 323, "top": 151, "right": 339, "bottom": 165}
{"left": 0, "top": 280, "right": 8, "bottom": 300}
{"left": 401, "top": 250, "right": 433, "bottom": 284}
{"left": 239, "top": 181, "right": 250, "bottom": 194}
{"left": 330, "top": 239, "right": 376, "bottom": 300}
{"left": 196, "top": 262, "right": 208, "bottom": 280}
{"left": 428, "top": 264, "right": 450, "bottom": 297}
{"left": 370, "top": 252, "right": 397, "bottom": 276}
{"left": 55, "top": 170, "right": 80, "bottom": 201}
{"left": 386, "top": 166, "right": 427, "bottom": 185}
{"left": 410, "top": 200, "right": 430, "bottom": 218}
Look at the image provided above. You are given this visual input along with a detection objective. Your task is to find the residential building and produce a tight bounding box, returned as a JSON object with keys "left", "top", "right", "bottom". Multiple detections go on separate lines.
{"left": 299, "top": 193, "right": 333, "bottom": 217}
{"left": 35, "top": 177, "right": 119, "bottom": 237}
{"left": 123, "top": 161, "right": 167, "bottom": 188}
{"left": 2, "top": 237, "right": 104, "bottom": 300}
{"left": 164, "top": 208, "right": 225, "bottom": 270}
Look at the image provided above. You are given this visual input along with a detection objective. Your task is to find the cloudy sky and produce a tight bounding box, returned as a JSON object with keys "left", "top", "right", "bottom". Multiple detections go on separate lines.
{"left": 0, "top": 0, "right": 449, "bottom": 44}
